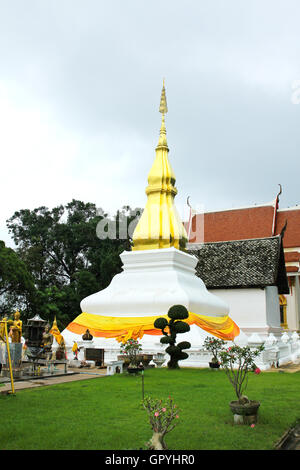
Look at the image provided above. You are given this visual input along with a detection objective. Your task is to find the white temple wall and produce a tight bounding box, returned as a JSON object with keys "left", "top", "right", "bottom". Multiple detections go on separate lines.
{"left": 207, "top": 288, "right": 267, "bottom": 332}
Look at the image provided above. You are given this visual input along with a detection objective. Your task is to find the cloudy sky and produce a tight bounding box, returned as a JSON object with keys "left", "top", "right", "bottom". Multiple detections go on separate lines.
{"left": 1, "top": 0, "right": 300, "bottom": 247}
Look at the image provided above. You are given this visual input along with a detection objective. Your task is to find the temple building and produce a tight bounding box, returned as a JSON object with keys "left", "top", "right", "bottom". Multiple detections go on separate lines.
{"left": 187, "top": 194, "right": 300, "bottom": 334}
{"left": 188, "top": 235, "right": 289, "bottom": 340}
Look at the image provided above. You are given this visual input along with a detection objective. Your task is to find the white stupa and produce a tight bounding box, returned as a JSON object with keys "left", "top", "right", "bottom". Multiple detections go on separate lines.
{"left": 62, "top": 82, "right": 240, "bottom": 365}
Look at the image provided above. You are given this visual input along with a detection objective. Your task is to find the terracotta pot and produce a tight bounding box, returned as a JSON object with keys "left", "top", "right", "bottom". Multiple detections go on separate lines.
{"left": 127, "top": 367, "right": 142, "bottom": 374}
{"left": 209, "top": 362, "right": 220, "bottom": 369}
{"left": 229, "top": 400, "right": 260, "bottom": 424}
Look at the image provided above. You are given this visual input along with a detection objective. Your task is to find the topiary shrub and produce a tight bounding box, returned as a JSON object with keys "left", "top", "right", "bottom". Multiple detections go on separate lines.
{"left": 154, "top": 305, "right": 191, "bottom": 369}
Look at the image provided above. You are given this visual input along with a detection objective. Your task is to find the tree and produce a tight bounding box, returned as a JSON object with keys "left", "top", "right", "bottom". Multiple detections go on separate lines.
{"left": 0, "top": 240, "right": 35, "bottom": 317}
{"left": 142, "top": 396, "right": 180, "bottom": 450}
{"left": 154, "top": 305, "right": 191, "bottom": 369}
{"left": 203, "top": 336, "right": 226, "bottom": 364}
{"left": 218, "top": 344, "right": 264, "bottom": 403}
{"left": 6, "top": 200, "right": 142, "bottom": 328}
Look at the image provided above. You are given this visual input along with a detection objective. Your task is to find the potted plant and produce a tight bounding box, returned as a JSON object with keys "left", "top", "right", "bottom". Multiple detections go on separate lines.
{"left": 119, "top": 338, "right": 143, "bottom": 373}
{"left": 154, "top": 305, "right": 191, "bottom": 369}
{"left": 203, "top": 336, "right": 226, "bottom": 368}
{"left": 142, "top": 396, "right": 180, "bottom": 450}
{"left": 218, "top": 344, "right": 264, "bottom": 424}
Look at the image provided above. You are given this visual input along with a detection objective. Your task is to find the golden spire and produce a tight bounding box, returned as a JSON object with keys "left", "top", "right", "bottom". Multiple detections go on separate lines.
{"left": 132, "top": 81, "right": 187, "bottom": 251}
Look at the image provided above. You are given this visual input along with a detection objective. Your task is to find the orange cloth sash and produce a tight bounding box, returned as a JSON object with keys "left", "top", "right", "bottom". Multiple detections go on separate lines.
{"left": 66, "top": 311, "right": 239, "bottom": 343}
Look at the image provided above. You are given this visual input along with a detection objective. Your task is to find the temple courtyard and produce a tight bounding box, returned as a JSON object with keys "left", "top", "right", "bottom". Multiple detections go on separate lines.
{"left": 1, "top": 365, "right": 300, "bottom": 450}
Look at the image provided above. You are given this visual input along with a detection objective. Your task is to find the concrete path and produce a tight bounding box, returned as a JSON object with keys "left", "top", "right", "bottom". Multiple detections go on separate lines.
{"left": 265, "top": 359, "right": 300, "bottom": 373}
{"left": 0, "top": 366, "right": 107, "bottom": 394}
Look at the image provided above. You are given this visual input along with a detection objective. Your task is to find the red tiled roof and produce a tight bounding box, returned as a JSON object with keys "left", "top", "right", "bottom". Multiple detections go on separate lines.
{"left": 286, "top": 266, "right": 299, "bottom": 273}
{"left": 188, "top": 204, "right": 300, "bottom": 249}
{"left": 188, "top": 205, "right": 275, "bottom": 243}
{"left": 275, "top": 209, "right": 300, "bottom": 248}
{"left": 284, "top": 252, "right": 300, "bottom": 262}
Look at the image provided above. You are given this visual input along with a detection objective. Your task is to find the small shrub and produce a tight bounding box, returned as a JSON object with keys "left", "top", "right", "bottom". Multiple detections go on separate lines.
{"left": 142, "top": 395, "right": 180, "bottom": 449}
{"left": 219, "top": 344, "right": 264, "bottom": 403}
{"left": 119, "top": 339, "right": 142, "bottom": 367}
{"left": 203, "top": 336, "right": 226, "bottom": 364}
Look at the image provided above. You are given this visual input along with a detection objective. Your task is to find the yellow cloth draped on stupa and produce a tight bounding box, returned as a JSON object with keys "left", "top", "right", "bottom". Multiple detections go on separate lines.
{"left": 67, "top": 311, "right": 239, "bottom": 343}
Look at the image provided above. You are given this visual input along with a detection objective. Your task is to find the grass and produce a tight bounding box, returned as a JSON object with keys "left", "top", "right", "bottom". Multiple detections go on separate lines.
{"left": 1, "top": 367, "right": 300, "bottom": 450}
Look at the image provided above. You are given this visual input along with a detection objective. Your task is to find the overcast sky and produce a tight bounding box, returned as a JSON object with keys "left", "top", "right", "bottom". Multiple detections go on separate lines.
{"left": 1, "top": 0, "right": 300, "bottom": 247}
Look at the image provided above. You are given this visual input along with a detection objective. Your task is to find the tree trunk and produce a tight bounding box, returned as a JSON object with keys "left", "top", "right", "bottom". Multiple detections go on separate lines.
{"left": 147, "top": 432, "right": 167, "bottom": 450}
{"left": 167, "top": 357, "right": 180, "bottom": 369}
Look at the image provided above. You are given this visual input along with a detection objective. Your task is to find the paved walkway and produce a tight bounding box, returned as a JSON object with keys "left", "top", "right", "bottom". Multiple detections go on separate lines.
{"left": 265, "top": 359, "right": 300, "bottom": 374}
{"left": 0, "top": 365, "right": 107, "bottom": 394}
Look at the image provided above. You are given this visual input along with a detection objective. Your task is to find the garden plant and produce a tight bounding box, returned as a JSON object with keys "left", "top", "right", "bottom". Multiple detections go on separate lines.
{"left": 219, "top": 344, "right": 264, "bottom": 402}
{"left": 203, "top": 336, "right": 226, "bottom": 366}
{"left": 142, "top": 395, "right": 180, "bottom": 450}
{"left": 119, "top": 338, "right": 142, "bottom": 367}
{"left": 154, "top": 305, "right": 191, "bottom": 369}
{"left": 219, "top": 343, "right": 265, "bottom": 424}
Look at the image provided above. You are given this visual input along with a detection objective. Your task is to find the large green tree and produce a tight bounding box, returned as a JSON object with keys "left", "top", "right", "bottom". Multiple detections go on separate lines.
{"left": 0, "top": 240, "right": 35, "bottom": 317}
{"left": 6, "top": 200, "right": 141, "bottom": 329}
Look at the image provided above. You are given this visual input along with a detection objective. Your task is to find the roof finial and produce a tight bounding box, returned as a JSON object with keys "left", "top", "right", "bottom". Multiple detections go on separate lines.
{"left": 159, "top": 79, "right": 168, "bottom": 114}
{"left": 157, "top": 80, "right": 168, "bottom": 148}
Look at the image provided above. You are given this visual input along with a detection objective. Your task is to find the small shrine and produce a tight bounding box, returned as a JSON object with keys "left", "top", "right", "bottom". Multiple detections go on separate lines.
{"left": 0, "top": 312, "right": 75, "bottom": 391}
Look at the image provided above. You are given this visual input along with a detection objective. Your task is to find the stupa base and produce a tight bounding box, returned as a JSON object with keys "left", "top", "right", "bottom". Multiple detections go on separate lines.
{"left": 62, "top": 247, "right": 242, "bottom": 365}
{"left": 62, "top": 324, "right": 250, "bottom": 367}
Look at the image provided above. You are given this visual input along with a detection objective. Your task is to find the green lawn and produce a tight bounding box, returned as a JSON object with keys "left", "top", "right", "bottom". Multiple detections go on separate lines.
{"left": 0, "top": 367, "right": 299, "bottom": 450}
